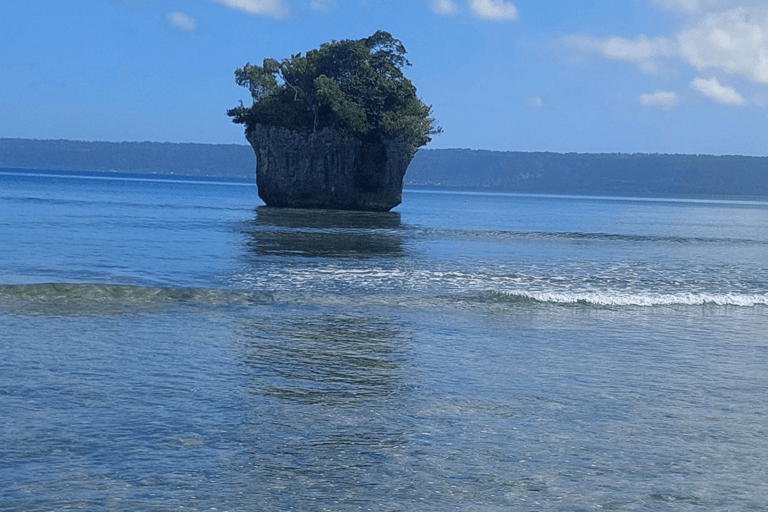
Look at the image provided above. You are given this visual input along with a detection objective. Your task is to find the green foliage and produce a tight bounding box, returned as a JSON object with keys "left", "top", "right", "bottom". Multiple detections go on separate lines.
{"left": 228, "top": 31, "right": 441, "bottom": 153}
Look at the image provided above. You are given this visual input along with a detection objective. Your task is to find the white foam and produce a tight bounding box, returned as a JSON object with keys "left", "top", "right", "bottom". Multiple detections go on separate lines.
{"left": 499, "top": 290, "right": 768, "bottom": 307}
{"left": 231, "top": 266, "right": 768, "bottom": 307}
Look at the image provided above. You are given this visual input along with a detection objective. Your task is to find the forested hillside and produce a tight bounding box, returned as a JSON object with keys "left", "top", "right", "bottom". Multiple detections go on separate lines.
{"left": 407, "top": 149, "right": 768, "bottom": 198}
{"left": 0, "top": 138, "right": 255, "bottom": 179}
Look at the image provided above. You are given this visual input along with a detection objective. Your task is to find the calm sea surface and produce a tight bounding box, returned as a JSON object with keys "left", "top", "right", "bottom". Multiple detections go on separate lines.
{"left": 2, "top": 168, "right": 768, "bottom": 511}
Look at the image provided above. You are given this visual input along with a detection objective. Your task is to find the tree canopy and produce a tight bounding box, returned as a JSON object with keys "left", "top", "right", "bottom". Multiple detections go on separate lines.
{"left": 228, "top": 31, "right": 440, "bottom": 153}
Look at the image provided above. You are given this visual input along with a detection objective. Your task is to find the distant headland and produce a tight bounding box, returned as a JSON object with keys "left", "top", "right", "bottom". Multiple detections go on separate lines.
{"left": 3, "top": 138, "right": 768, "bottom": 199}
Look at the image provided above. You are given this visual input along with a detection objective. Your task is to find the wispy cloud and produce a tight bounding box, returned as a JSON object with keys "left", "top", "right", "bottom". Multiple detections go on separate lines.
{"left": 209, "top": 0, "right": 289, "bottom": 18}
{"left": 651, "top": 0, "right": 700, "bottom": 13}
{"left": 565, "top": 34, "right": 676, "bottom": 74}
{"left": 639, "top": 90, "right": 680, "bottom": 109}
{"left": 167, "top": 12, "right": 197, "bottom": 32}
{"left": 430, "top": 0, "right": 459, "bottom": 15}
{"left": 566, "top": 4, "right": 768, "bottom": 85}
{"left": 310, "top": 0, "right": 338, "bottom": 13}
{"left": 563, "top": 2, "right": 768, "bottom": 112}
{"left": 528, "top": 96, "right": 544, "bottom": 108}
{"left": 652, "top": 0, "right": 768, "bottom": 13}
{"left": 690, "top": 76, "right": 746, "bottom": 105}
{"left": 469, "top": 0, "right": 519, "bottom": 21}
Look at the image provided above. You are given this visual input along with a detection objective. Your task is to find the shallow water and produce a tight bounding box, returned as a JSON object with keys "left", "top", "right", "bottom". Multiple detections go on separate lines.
{"left": 2, "top": 169, "right": 768, "bottom": 510}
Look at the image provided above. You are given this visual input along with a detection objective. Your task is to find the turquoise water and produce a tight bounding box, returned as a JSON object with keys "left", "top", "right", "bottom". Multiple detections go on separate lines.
{"left": 2, "top": 169, "right": 768, "bottom": 511}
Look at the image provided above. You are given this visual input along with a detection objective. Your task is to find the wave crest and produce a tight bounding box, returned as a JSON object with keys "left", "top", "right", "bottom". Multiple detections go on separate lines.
{"left": 489, "top": 290, "right": 768, "bottom": 307}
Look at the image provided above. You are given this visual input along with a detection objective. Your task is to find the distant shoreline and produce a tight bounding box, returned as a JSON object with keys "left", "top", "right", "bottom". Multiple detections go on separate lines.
{"left": 0, "top": 166, "right": 256, "bottom": 184}
{"left": 5, "top": 168, "right": 768, "bottom": 204}
{"left": 3, "top": 138, "right": 768, "bottom": 199}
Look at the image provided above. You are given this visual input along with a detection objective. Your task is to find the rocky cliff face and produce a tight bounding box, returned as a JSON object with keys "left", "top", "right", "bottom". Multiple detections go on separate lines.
{"left": 246, "top": 124, "right": 414, "bottom": 211}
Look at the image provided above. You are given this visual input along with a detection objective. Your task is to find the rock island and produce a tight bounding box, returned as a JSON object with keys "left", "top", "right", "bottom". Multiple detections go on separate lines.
{"left": 228, "top": 31, "right": 440, "bottom": 211}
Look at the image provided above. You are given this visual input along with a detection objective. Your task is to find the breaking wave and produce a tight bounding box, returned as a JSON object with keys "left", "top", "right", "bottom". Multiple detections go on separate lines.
{"left": 3, "top": 272, "right": 766, "bottom": 315}
{"left": 229, "top": 265, "right": 768, "bottom": 309}
{"left": 483, "top": 290, "right": 768, "bottom": 307}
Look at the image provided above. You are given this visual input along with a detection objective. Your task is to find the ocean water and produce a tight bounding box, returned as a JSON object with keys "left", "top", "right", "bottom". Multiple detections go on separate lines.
{"left": 2, "top": 168, "right": 768, "bottom": 511}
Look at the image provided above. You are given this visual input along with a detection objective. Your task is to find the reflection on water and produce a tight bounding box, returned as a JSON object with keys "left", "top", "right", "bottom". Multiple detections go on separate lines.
{"left": 243, "top": 206, "right": 404, "bottom": 258}
{"left": 253, "top": 207, "right": 402, "bottom": 230}
{"left": 238, "top": 311, "right": 410, "bottom": 405}
{"left": 232, "top": 305, "right": 415, "bottom": 509}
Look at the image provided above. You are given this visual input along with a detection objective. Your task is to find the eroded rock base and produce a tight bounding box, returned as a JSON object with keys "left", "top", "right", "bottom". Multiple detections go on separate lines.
{"left": 246, "top": 124, "right": 413, "bottom": 211}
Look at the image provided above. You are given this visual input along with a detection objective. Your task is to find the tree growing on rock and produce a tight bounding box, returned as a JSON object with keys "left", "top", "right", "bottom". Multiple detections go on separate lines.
{"left": 228, "top": 30, "right": 440, "bottom": 156}
{"left": 228, "top": 31, "right": 440, "bottom": 211}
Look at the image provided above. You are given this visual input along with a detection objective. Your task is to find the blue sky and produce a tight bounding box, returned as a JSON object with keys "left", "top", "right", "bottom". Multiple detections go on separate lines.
{"left": 3, "top": 0, "right": 768, "bottom": 155}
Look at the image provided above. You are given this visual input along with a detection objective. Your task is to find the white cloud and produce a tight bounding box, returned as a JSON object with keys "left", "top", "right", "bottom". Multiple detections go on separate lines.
{"left": 310, "top": 0, "right": 338, "bottom": 13}
{"left": 565, "top": 34, "right": 676, "bottom": 74}
{"left": 528, "top": 96, "right": 544, "bottom": 108}
{"left": 430, "top": 0, "right": 458, "bottom": 15}
{"left": 690, "top": 76, "right": 746, "bottom": 105}
{"left": 678, "top": 8, "right": 768, "bottom": 84}
{"left": 566, "top": 5, "right": 768, "bottom": 85}
{"left": 167, "top": 11, "right": 197, "bottom": 32}
{"left": 639, "top": 90, "right": 680, "bottom": 109}
{"left": 209, "top": 0, "right": 289, "bottom": 18}
{"left": 469, "top": 0, "right": 519, "bottom": 21}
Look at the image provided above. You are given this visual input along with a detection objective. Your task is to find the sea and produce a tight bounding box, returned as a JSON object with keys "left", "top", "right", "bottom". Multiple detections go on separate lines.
{"left": 2, "top": 167, "right": 768, "bottom": 511}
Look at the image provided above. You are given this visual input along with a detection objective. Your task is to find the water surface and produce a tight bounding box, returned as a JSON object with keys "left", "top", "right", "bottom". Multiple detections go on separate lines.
{"left": 2, "top": 169, "right": 768, "bottom": 511}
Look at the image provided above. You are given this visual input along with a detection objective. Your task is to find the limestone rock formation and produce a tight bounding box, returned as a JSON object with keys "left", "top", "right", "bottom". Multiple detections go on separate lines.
{"left": 247, "top": 124, "right": 414, "bottom": 211}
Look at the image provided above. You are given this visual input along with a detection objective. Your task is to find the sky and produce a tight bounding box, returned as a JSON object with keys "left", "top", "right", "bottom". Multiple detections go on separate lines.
{"left": 3, "top": 0, "right": 768, "bottom": 155}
